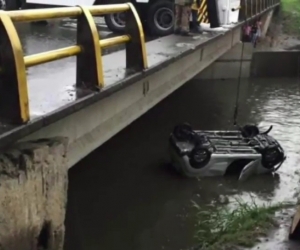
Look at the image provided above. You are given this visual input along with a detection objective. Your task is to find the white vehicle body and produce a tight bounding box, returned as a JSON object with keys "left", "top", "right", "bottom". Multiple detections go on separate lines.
{"left": 26, "top": 0, "right": 96, "bottom": 6}
{"left": 169, "top": 124, "right": 286, "bottom": 181}
{"left": 217, "top": 0, "right": 240, "bottom": 25}
{"left": 26, "top": 0, "right": 149, "bottom": 6}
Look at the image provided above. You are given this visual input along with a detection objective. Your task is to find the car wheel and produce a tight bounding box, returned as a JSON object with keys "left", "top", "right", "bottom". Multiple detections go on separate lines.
{"left": 147, "top": 1, "right": 174, "bottom": 36}
{"left": 241, "top": 125, "right": 259, "bottom": 138}
{"left": 261, "top": 147, "right": 283, "bottom": 169}
{"left": 173, "top": 123, "right": 193, "bottom": 141}
{"left": 189, "top": 146, "right": 211, "bottom": 169}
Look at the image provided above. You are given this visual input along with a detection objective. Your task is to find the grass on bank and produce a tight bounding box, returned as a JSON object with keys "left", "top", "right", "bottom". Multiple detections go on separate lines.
{"left": 192, "top": 198, "right": 293, "bottom": 250}
{"left": 281, "top": 0, "right": 300, "bottom": 34}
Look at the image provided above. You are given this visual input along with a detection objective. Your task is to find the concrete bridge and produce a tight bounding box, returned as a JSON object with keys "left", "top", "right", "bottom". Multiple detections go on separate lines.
{"left": 0, "top": 1, "right": 279, "bottom": 249}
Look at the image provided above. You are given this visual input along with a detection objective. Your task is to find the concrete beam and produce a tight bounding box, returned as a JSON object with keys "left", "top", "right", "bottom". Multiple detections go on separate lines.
{"left": 18, "top": 26, "right": 242, "bottom": 169}
{"left": 197, "top": 42, "right": 254, "bottom": 79}
{"left": 0, "top": 137, "right": 68, "bottom": 250}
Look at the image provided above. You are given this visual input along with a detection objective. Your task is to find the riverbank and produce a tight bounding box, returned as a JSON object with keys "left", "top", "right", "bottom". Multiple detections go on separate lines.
{"left": 258, "top": 0, "right": 300, "bottom": 50}
{"left": 193, "top": 198, "right": 294, "bottom": 250}
{"left": 281, "top": 0, "right": 300, "bottom": 35}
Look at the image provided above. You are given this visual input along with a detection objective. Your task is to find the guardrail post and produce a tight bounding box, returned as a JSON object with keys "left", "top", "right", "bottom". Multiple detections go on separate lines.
{"left": 0, "top": 11, "right": 29, "bottom": 124}
{"left": 125, "top": 3, "right": 148, "bottom": 72}
{"left": 76, "top": 6, "right": 104, "bottom": 91}
{"left": 255, "top": 0, "right": 258, "bottom": 14}
{"left": 246, "top": 0, "right": 251, "bottom": 18}
{"left": 260, "top": 0, "right": 262, "bottom": 13}
{"left": 239, "top": 0, "right": 246, "bottom": 21}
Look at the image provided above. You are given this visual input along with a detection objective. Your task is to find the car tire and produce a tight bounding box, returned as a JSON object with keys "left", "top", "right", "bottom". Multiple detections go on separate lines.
{"left": 147, "top": 0, "right": 174, "bottom": 36}
{"left": 189, "top": 146, "right": 211, "bottom": 169}
{"left": 173, "top": 123, "right": 193, "bottom": 141}
{"left": 261, "top": 146, "right": 283, "bottom": 169}
{"left": 241, "top": 125, "right": 259, "bottom": 138}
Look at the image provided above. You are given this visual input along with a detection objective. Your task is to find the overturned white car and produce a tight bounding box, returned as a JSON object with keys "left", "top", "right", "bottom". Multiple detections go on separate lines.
{"left": 169, "top": 123, "right": 286, "bottom": 181}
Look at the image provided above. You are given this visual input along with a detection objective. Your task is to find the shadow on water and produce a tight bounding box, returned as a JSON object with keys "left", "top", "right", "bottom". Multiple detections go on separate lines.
{"left": 64, "top": 78, "right": 300, "bottom": 250}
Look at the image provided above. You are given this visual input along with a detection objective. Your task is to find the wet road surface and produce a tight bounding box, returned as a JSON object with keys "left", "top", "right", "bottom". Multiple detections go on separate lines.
{"left": 16, "top": 18, "right": 123, "bottom": 119}
{"left": 65, "top": 77, "right": 300, "bottom": 250}
{"left": 14, "top": 19, "right": 216, "bottom": 120}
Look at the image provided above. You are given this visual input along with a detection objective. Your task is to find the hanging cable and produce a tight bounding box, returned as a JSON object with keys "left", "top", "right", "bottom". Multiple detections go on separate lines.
{"left": 233, "top": 39, "right": 246, "bottom": 126}
{"left": 231, "top": 4, "right": 247, "bottom": 126}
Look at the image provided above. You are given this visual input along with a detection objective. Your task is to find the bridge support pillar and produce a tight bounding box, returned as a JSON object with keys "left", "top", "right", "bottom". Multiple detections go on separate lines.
{"left": 0, "top": 137, "right": 68, "bottom": 250}
{"left": 260, "top": 9, "right": 274, "bottom": 38}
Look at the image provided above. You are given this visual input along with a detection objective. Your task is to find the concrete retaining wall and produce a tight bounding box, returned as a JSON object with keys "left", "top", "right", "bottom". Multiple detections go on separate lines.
{"left": 251, "top": 51, "right": 300, "bottom": 77}
{"left": 0, "top": 137, "right": 68, "bottom": 250}
{"left": 196, "top": 42, "right": 254, "bottom": 79}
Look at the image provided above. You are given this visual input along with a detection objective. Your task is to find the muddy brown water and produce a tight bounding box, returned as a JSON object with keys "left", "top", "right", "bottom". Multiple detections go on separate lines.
{"left": 64, "top": 78, "right": 300, "bottom": 250}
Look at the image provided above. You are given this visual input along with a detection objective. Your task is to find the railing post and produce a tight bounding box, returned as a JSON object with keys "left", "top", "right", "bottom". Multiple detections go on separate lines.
{"left": 239, "top": 0, "right": 246, "bottom": 21}
{"left": 255, "top": 0, "right": 258, "bottom": 14}
{"left": 125, "top": 3, "right": 148, "bottom": 72}
{"left": 0, "top": 11, "right": 29, "bottom": 124}
{"left": 260, "top": 0, "right": 262, "bottom": 13}
{"left": 76, "top": 6, "right": 104, "bottom": 91}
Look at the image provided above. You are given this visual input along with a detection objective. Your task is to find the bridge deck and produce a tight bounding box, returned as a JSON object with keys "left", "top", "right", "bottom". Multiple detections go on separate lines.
{"left": 0, "top": 31, "right": 219, "bottom": 136}
{"left": 0, "top": 0, "right": 278, "bottom": 146}
{"left": 26, "top": 33, "right": 215, "bottom": 119}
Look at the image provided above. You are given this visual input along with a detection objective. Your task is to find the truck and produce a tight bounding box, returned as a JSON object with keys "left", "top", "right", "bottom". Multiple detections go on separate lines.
{"left": 3, "top": 0, "right": 241, "bottom": 36}
{"left": 4, "top": 0, "right": 175, "bottom": 36}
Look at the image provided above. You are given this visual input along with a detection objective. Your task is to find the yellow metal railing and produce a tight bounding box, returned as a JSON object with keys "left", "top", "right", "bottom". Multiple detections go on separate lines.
{"left": 0, "top": 3, "right": 148, "bottom": 125}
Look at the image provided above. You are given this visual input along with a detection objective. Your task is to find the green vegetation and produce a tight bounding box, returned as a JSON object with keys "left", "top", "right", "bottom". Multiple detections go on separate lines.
{"left": 281, "top": 0, "right": 300, "bottom": 34}
{"left": 192, "top": 197, "right": 293, "bottom": 250}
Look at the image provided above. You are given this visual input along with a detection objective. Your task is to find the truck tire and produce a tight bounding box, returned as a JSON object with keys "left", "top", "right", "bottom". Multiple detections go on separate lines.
{"left": 147, "top": 0, "right": 174, "bottom": 36}
{"left": 104, "top": 12, "right": 126, "bottom": 33}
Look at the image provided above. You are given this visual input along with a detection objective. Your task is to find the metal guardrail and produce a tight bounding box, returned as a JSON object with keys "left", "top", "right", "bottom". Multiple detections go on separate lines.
{"left": 0, "top": 1, "right": 279, "bottom": 126}
{"left": 0, "top": 3, "right": 148, "bottom": 125}
{"left": 239, "top": 0, "right": 280, "bottom": 20}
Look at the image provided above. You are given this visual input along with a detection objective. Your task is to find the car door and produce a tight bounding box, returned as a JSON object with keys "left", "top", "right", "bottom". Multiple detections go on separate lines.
{"left": 238, "top": 159, "right": 259, "bottom": 182}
